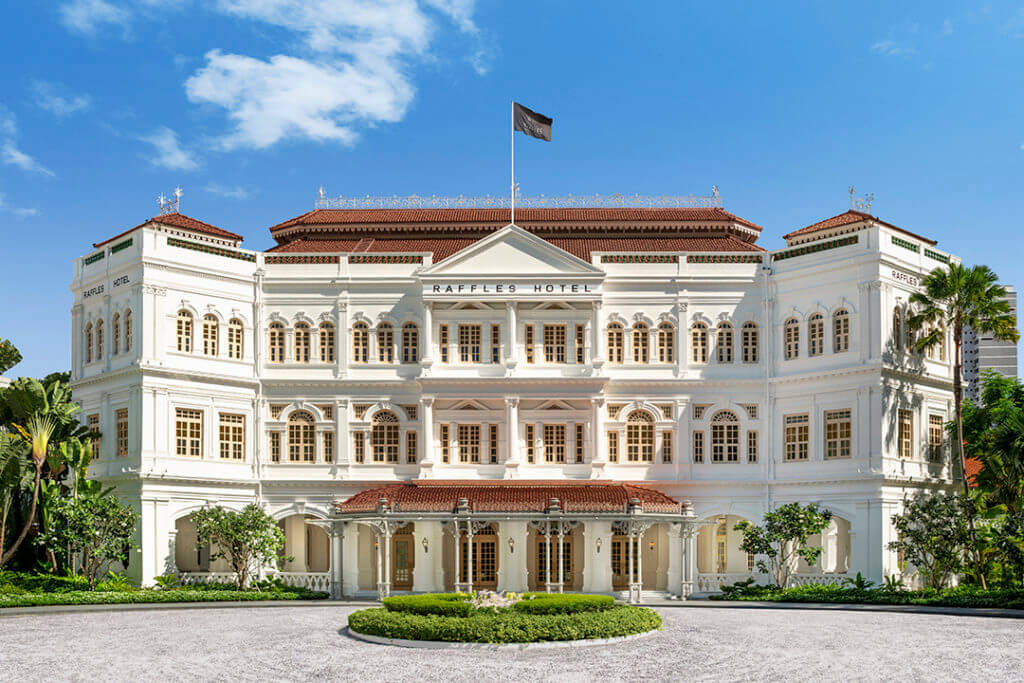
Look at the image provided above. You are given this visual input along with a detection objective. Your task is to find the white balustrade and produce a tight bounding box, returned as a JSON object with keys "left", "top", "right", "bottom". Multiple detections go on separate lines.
{"left": 696, "top": 572, "right": 850, "bottom": 593}
{"left": 178, "top": 572, "right": 237, "bottom": 585}
{"left": 269, "top": 571, "right": 332, "bottom": 592}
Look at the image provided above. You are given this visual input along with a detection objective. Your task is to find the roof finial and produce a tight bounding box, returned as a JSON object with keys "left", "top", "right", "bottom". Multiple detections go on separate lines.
{"left": 158, "top": 186, "right": 182, "bottom": 215}
{"left": 848, "top": 186, "right": 873, "bottom": 214}
{"left": 315, "top": 185, "right": 328, "bottom": 208}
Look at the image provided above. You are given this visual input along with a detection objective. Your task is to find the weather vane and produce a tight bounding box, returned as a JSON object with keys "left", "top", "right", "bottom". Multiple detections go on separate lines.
{"left": 848, "top": 186, "right": 873, "bottom": 213}
{"left": 158, "top": 186, "right": 183, "bottom": 214}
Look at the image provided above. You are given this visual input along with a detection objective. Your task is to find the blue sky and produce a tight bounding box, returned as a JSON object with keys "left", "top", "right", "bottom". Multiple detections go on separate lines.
{"left": 2, "top": 1, "right": 1023, "bottom": 378}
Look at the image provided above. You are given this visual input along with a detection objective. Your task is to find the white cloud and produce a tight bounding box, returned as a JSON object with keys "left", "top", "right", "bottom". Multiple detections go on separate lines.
{"left": 0, "top": 193, "right": 39, "bottom": 218}
{"left": 183, "top": 0, "right": 481, "bottom": 149}
{"left": 32, "top": 81, "right": 91, "bottom": 117}
{"left": 871, "top": 40, "right": 917, "bottom": 57}
{"left": 204, "top": 182, "right": 249, "bottom": 199}
{"left": 942, "top": 18, "right": 953, "bottom": 35}
{"left": 138, "top": 126, "right": 199, "bottom": 170}
{"left": 0, "top": 106, "right": 55, "bottom": 177}
{"left": 59, "top": 0, "right": 131, "bottom": 35}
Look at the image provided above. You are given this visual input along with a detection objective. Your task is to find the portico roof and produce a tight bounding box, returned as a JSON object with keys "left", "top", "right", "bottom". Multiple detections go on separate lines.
{"left": 336, "top": 480, "right": 685, "bottom": 515}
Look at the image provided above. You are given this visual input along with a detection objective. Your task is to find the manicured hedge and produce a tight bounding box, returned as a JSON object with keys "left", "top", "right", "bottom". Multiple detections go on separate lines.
{"left": 513, "top": 593, "right": 614, "bottom": 615}
{"left": 0, "top": 588, "right": 329, "bottom": 609}
{"left": 382, "top": 593, "right": 473, "bottom": 617}
{"left": 348, "top": 604, "right": 661, "bottom": 643}
{"left": 381, "top": 592, "right": 616, "bottom": 617}
{"left": 709, "top": 583, "right": 1024, "bottom": 610}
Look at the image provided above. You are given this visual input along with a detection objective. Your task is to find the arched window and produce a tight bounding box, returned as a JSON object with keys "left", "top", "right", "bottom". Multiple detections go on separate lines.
{"left": 176, "top": 311, "right": 193, "bottom": 353}
{"left": 606, "top": 323, "right": 624, "bottom": 364}
{"left": 95, "top": 318, "right": 104, "bottom": 360}
{"left": 808, "top": 313, "right": 824, "bottom": 357}
{"left": 625, "top": 410, "right": 655, "bottom": 462}
{"left": 318, "top": 322, "right": 335, "bottom": 363}
{"left": 401, "top": 323, "right": 419, "bottom": 363}
{"left": 691, "top": 322, "right": 708, "bottom": 364}
{"left": 227, "top": 318, "right": 244, "bottom": 360}
{"left": 124, "top": 309, "right": 132, "bottom": 352}
{"left": 84, "top": 322, "right": 93, "bottom": 364}
{"left": 711, "top": 411, "right": 740, "bottom": 462}
{"left": 371, "top": 411, "right": 400, "bottom": 463}
{"left": 657, "top": 322, "right": 675, "bottom": 363}
{"left": 784, "top": 318, "right": 799, "bottom": 360}
{"left": 741, "top": 321, "right": 759, "bottom": 363}
{"left": 268, "top": 322, "right": 285, "bottom": 363}
{"left": 892, "top": 308, "right": 903, "bottom": 352}
{"left": 112, "top": 312, "right": 121, "bottom": 355}
{"left": 716, "top": 322, "right": 734, "bottom": 363}
{"left": 287, "top": 410, "right": 315, "bottom": 462}
{"left": 377, "top": 323, "right": 394, "bottom": 363}
{"left": 352, "top": 322, "right": 369, "bottom": 363}
{"left": 203, "top": 314, "right": 219, "bottom": 356}
{"left": 631, "top": 322, "right": 649, "bottom": 363}
{"left": 833, "top": 309, "right": 850, "bottom": 353}
{"left": 294, "top": 322, "right": 311, "bottom": 363}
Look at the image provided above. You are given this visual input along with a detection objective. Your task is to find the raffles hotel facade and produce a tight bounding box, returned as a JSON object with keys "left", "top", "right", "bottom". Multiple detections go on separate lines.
{"left": 70, "top": 198, "right": 958, "bottom": 599}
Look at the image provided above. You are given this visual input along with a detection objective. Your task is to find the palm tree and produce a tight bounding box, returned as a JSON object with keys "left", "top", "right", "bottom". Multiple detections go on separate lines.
{"left": 908, "top": 264, "right": 1019, "bottom": 498}
{"left": 0, "top": 414, "right": 55, "bottom": 567}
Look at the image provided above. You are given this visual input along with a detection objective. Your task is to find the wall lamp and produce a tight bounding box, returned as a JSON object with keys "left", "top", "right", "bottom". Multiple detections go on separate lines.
{"left": 596, "top": 537, "right": 603, "bottom": 553}
{"left": 508, "top": 537, "right": 515, "bottom": 553}
{"left": 649, "top": 540, "right": 656, "bottom": 552}
{"left": 422, "top": 537, "right": 429, "bottom": 554}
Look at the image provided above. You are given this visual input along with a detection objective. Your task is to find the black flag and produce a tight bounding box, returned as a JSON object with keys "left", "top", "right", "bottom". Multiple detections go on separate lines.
{"left": 513, "top": 102, "right": 552, "bottom": 141}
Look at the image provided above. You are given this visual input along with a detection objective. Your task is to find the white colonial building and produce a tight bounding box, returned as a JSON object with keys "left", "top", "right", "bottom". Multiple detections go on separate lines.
{"left": 69, "top": 197, "right": 958, "bottom": 599}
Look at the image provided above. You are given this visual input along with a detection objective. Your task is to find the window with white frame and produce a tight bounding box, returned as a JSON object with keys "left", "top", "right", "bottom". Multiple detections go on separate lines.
{"left": 575, "top": 423, "right": 585, "bottom": 463}
{"left": 402, "top": 323, "right": 419, "bottom": 363}
{"left": 176, "top": 311, "right": 191, "bottom": 353}
{"left": 268, "top": 322, "right": 284, "bottom": 363}
{"left": 691, "top": 322, "right": 708, "bottom": 363}
{"left": 898, "top": 409, "right": 913, "bottom": 459}
{"left": 657, "top": 322, "right": 675, "bottom": 363}
{"left": 784, "top": 318, "right": 799, "bottom": 360}
{"left": 377, "top": 323, "right": 394, "bottom": 363}
{"left": 607, "top": 430, "right": 619, "bottom": 463}
{"left": 524, "top": 325, "right": 535, "bottom": 364}
{"left": 928, "top": 414, "right": 944, "bottom": 462}
{"left": 607, "top": 323, "right": 624, "bottom": 364}
{"left": 85, "top": 322, "right": 93, "bottom": 363}
{"left": 808, "top": 313, "right": 824, "bottom": 356}
{"left": 625, "top": 411, "right": 654, "bottom": 462}
{"left": 632, "top": 323, "right": 649, "bottom": 363}
{"left": 458, "top": 324, "right": 482, "bottom": 363}
{"left": 352, "top": 322, "right": 369, "bottom": 363}
{"left": 439, "top": 424, "right": 450, "bottom": 463}
{"left": 493, "top": 324, "right": 503, "bottom": 364}
{"left": 824, "top": 409, "right": 852, "bottom": 459}
{"left": 124, "top": 309, "right": 132, "bottom": 352}
{"left": 575, "top": 324, "right": 586, "bottom": 364}
{"left": 892, "top": 308, "right": 903, "bottom": 352}
{"left": 692, "top": 430, "right": 704, "bottom": 462}
{"left": 175, "top": 408, "right": 203, "bottom": 457}
{"left": 352, "top": 431, "right": 365, "bottom": 463}
{"left": 784, "top": 414, "right": 809, "bottom": 461}
{"left": 405, "top": 430, "right": 417, "bottom": 464}
{"left": 218, "top": 413, "right": 245, "bottom": 460}
{"left": 458, "top": 424, "right": 481, "bottom": 463}
{"left": 661, "top": 430, "right": 673, "bottom": 463}
{"left": 439, "top": 324, "right": 449, "bottom": 363}
{"left": 741, "top": 321, "right": 759, "bottom": 363}
{"left": 710, "top": 411, "right": 739, "bottom": 462}
{"left": 747, "top": 430, "right": 758, "bottom": 462}
{"left": 322, "top": 430, "right": 334, "bottom": 463}
{"left": 319, "top": 322, "right": 335, "bottom": 363}
{"left": 203, "top": 314, "right": 219, "bottom": 356}
{"left": 544, "top": 324, "right": 567, "bottom": 363}
{"left": 269, "top": 432, "right": 281, "bottom": 463}
{"left": 716, "top": 322, "right": 734, "bottom": 363}
{"left": 489, "top": 424, "right": 499, "bottom": 463}
{"left": 294, "top": 322, "right": 311, "bottom": 362}
{"left": 543, "top": 424, "right": 566, "bottom": 463}
{"left": 116, "top": 408, "right": 128, "bottom": 457}
{"left": 288, "top": 410, "right": 315, "bottom": 462}
{"left": 525, "top": 424, "right": 536, "bottom": 463}
{"left": 87, "top": 413, "right": 100, "bottom": 457}
{"left": 228, "top": 318, "right": 244, "bottom": 359}
{"left": 112, "top": 312, "right": 121, "bottom": 355}
{"left": 833, "top": 309, "right": 850, "bottom": 353}
{"left": 95, "top": 318, "right": 104, "bottom": 359}
{"left": 371, "top": 411, "right": 400, "bottom": 462}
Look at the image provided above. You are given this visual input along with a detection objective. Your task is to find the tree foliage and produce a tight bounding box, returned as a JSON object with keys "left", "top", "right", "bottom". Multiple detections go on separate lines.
{"left": 0, "top": 339, "right": 21, "bottom": 375}
{"left": 190, "top": 504, "right": 288, "bottom": 590}
{"left": 734, "top": 502, "right": 833, "bottom": 588}
{"left": 35, "top": 494, "right": 138, "bottom": 589}
{"left": 888, "top": 493, "right": 973, "bottom": 589}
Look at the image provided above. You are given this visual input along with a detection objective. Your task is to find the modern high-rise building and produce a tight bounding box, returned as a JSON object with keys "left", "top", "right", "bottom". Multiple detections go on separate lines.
{"left": 963, "top": 285, "right": 1018, "bottom": 402}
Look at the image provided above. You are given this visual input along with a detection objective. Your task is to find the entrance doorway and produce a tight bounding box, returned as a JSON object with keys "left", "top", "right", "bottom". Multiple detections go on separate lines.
{"left": 535, "top": 529, "right": 575, "bottom": 589}
{"left": 459, "top": 525, "right": 498, "bottom": 589}
{"left": 611, "top": 535, "right": 640, "bottom": 591}
{"left": 392, "top": 526, "right": 415, "bottom": 591}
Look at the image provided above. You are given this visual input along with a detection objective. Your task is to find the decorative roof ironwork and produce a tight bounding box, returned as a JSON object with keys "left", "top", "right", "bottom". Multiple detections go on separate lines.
{"left": 314, "top": 190, "right": 724, "bottom": 210}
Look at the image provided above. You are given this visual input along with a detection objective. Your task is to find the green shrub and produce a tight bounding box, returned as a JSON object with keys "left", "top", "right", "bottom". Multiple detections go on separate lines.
{"left": 348, "top": 605, "right": 660, "bottom": 643}
{"left": 708, "top": 581, "right": 1024, "bottom": 610}
{"left": 0, "top": 588, "right": 329, "bottom": 609}
{"left": 382, "top": 593, "right": 473, "bottom": 617}
{"left": 0, "top": 571, "right": 91, "bottom": 593}
{"left": 513, "top": 593, "right": 614, "bottom": 614}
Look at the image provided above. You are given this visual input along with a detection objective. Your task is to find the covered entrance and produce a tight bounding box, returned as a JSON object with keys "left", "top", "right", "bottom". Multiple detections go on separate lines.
{"left": 458, "top": 523, "right": 498, "bottom": 589}
{"left": 392, "top": 525, "right": 416, "bottom": 591}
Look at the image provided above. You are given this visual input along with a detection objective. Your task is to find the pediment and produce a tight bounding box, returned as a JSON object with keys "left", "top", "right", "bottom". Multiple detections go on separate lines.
{"left": 421, "top": 224, "right": 603, "bottom": 277}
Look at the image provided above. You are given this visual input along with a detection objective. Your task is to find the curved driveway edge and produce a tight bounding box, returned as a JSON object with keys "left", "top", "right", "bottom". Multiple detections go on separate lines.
{"left": 344, "top": 625, "right": 660, "bottom": 649}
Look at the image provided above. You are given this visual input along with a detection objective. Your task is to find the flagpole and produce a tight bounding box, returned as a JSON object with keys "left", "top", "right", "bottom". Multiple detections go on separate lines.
{"left": 510, "top": 100, "right": 515, "bottom": 225}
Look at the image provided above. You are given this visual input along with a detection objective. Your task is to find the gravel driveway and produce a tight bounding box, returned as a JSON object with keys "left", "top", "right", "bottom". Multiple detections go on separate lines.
{"left": 1, "top": 604, "right": 1021, "bottom": 682}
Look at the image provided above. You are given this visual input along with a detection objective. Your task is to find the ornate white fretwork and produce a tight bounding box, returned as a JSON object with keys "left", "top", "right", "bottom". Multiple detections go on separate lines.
{"left": 314, "top": 191, "right": 724, "bottom": 210}
{"left": 158, "top": 186, "right": 182, "bottom": 215}
{"left": 848, "top": 186, "right": 873, "bottom": 213}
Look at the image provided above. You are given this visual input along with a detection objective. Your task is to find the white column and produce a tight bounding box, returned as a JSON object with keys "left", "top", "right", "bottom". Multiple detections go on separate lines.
{"left": 342, "top": 522, "right": 359, "bottom": 596}
{"left": 412, "top": 521, "right": 443, "bottom": 592}
{"left": 590, "top": 300, "right": 603, "bottom": 365}
{"left": 505, "top": 302, "right": 517, "bottom": 364}
{"left": 676, "top": 302, "right": 687, "bottom": 377}
{"left": 590, "top": 398, "right": 606, "bottom": 473}
{"left": 582, "top": 520, "right": 613, "bottom": 593}
{"left": 667, "top": 528, "right": 681, "bottom": 595}
{"left": 420, "top": 397, "right": 435, "bottom": 475}
{"left": 422, "top": 303, "right": 434, "bottom": 364}
{"left": 336, "top": 300, "right": 348, "bottom": 377}
{"left": 329, "top": 526, "right": 343, "bottom": 599}
{"left": 498, "top": 521, "right": 529, "bottom": 592}
{"left": 286, "top": 515, "right": 308, "bottom": 572}
{"left": 504, "top": 398, "right": 519, "bottom": 469}
{"left": 685, "top": 529, "right": 697, "bottom": 598}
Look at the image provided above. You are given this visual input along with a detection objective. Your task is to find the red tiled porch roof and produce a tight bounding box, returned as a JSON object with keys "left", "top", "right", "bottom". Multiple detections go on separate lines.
{"left": 337, "top": 480, "right": 685, "bottom": 514}
{"left": 782, "top": 210, "right": 937, "bottom": 246}
{"left": 94, "top": 212, "right": 244, "bottom": 248}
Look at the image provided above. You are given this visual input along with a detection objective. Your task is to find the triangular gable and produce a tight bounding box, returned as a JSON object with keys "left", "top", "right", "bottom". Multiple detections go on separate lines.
{"left": 420, "top": 224, "right": 603, "bottom": 277}
{"left": 451, "top": 400, "right": 490, "bottom": 411}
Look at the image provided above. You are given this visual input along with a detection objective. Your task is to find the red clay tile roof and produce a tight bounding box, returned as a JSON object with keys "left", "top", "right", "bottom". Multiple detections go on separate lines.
{"left": 337, "top": 480, "right": 684, "bottom": 514}
{"left": 94, "top": 212, "right": 244, "bottom": 248}
{"left": 783, "top": 210, "right": 937, "bottom": 246}
{"left": 268, "top": 207, "right": 763, "bottom": 233}
{"left": 266, "top": 235, "right": 763, "bottom": 261}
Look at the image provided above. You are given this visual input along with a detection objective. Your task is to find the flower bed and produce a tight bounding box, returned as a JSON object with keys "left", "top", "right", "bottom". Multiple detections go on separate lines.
{"left": 709, "top": 580, "right": 1024, "bottom": 610}
{"left": 350, "top": 592, "right": 659, "bottom": 644}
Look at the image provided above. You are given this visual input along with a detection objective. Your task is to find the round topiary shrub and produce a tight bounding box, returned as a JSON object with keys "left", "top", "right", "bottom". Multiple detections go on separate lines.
{"left": 351, "top": 592, "right": 660, "bottom": 644}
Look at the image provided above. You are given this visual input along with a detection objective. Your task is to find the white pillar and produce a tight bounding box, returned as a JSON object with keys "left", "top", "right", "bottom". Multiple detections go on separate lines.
{"left": 591, "top": 398, "right": 606, "bottom": 474}
{"left": 342, "top": 522, "right": 359, "bottom": 596}
{"left": 582, "top": 520, "right": 613, "bottom": 593}
{"left": 499, "top": 521, "right": 529, "bottom": 592}
{"left": 329, "top": 526, "right": 343, "bottom": 599}
{"left": 505, "top": 398, "right": 519, "bottom": 469}
{"left": 412, "top": 521, "right": 443, "bottom": 592}
{"left": 557, "top": 525, "right": 565, "bottom": 593}
{"left": 422, "top": 302, "right": 433, "bottom": 364}
{"left": 286, "top": 515, "right": 308, "bottom": 572}
{"left": 420, "top": 397, "right": 435, "bottom": 474}
{"left": 667, "top": 529, "right": 681, "bottom": 595}
{"left": 590, "top": 300, "right": 603, "bottom": 365}
{"left": 505, "top": 302, "right": 517, "bottom": 364}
